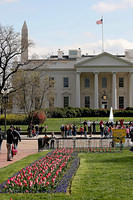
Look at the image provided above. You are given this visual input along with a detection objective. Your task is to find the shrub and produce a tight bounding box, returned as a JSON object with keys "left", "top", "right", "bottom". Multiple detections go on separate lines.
{"left": 28, "top": 110, "right": 46, "bottom": 125}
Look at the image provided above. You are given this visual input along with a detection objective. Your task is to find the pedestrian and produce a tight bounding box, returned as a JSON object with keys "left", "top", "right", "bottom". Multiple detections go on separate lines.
{"left": 12, "top": 127, "right": 21, "bottom": 149}
{"left": 126, "top": 125, "right": 130, "bottom": 138}
{"left": 35, "top": 124, "right": 39, "bottom": 136}
{"left": 84, "top": 124, "right": 87, "bottom": 137}
{"left": 0, "top": 127, "right": 3, "bottom": 152}
{"left": 83, "top": 120, "right": 87, "bottom": 126}
{"left": 87, "top": 120, "right": 91, "bottom": 134}
{"left": 43, "top": 133, "right": 49, "bottom": 149}
{"left": 72, "top": 124, "right": 77, "bottom": 136}
{"left": 39, "top": 126, "right": 44, "bottom": 134}
{"left": 64, "top": 124, "right": 68, "bottom": 138}
{"left": 44, "top": 125, "right": 48, "bottom": 134}
{"left": 32, "top": 125, "right": 35, "bottom": 137}
{"left": 60, "top": 124, "right": 65, "bottom": 138}
{"left": 80, "top": 125, "right": 84, "bottom": 136}
{"left": 100, "top": 124, "right": 104, "bottom": 137}
{"left": 68, "top": 124, "right": 72, "bottom": 136}
{"left": 6, "top": 125, "right": 14, "bottom": 161}
{"left": 50, "top": 132, "right": 56, "bottom": 149}
{"left": 27, "top": 122, "right": 33, "bottom": 137}
{"left": 92, "top": 121, "right": 96, "bottom": 133}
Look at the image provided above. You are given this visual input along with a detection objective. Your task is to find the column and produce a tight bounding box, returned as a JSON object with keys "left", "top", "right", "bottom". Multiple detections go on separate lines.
{"left": 112, "top": 72, "right": 117, "bottom": 109}
{"left": 94, "top": 72, "right": 99, "bottom": 109}
{"left": 129, "top": 72, "right": 133, "bottom": 107}
{"left": 76, "top": 72, "right": 80, "bottom": 107}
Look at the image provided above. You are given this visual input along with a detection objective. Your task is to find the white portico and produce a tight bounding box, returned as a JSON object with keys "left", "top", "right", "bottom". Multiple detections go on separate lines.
{"left": 75, "top": 52, "right": 133, "bottom": 109}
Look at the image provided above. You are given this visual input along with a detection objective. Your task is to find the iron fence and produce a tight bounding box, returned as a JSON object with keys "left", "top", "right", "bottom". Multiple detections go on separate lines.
{"left": 38, "top": 137, "right": 132, "bottom": 152}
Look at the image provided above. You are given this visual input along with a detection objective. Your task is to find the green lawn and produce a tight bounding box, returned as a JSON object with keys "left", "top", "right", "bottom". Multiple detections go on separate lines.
{"left": 2, "top": 117, "right": 133, "bottom": 132}
{"left": 0, "top": 150, "right": 133, "bottom": 200}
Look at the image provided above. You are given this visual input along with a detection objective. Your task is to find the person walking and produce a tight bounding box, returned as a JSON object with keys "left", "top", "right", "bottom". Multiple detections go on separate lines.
{"left": 80, "top": 125, "right": 84, "bottom": 137}
{"left": 50, "top": 132, "right": 56, "bottom": 149}
{"left": 92, "top": 121, "right": 96, "bottom": 134}
{"left": 43, "top": 133, "right": 50, "bottom": 149}
{"left": 35, "top": 124, "right": 39, "bottom": 137}
{"left": 6, "top": 125, "right": 14, "bottom": 161}
{"left": 27, "top": 122, "right": 33, "bottom": 137}
{"left": 84, "top": 124, "right": 87, "bottom": 137}
{"left": 12, "top": 127, "right": 21, "bottom": 149}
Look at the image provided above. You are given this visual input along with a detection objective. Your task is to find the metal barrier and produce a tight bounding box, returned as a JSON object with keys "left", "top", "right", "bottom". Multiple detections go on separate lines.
{"left": 38, "top": 137, "right": 132, "bottom": 152}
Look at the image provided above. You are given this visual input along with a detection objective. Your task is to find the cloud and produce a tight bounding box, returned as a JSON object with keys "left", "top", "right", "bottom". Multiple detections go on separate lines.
{"left": 0, "top": 0, "right": 18, "bottom": 3}
{"left": 92, "top": 0, "right": 133, "bottom": 13}
{"left": 29, "top": 38, "right": 133, "bottom": 58}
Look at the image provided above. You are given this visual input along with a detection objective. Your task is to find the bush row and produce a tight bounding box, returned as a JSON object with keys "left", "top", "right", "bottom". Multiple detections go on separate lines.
{"left": 0, "top": 114, "right": 28, "bottom": 125}
{"left": 1, "top": 107, "right": 133, "bottom": 125}
{"left": 46, "top": 107, "right": 133, "bottom": 118}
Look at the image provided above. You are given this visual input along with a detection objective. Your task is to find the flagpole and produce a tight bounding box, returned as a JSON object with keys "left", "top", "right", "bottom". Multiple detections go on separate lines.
{"left": 102, "top": 16, "right": 104, "bottom": 52}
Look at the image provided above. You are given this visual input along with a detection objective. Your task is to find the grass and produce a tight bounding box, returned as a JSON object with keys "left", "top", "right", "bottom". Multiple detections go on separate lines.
{"left": 71, "top": 150, "right": 133, "bottom": 200}
{"left": 1, "top": 149, "right": 133, "bottom": 199}
{"left": 2, "top": 116, "right": 133, "bottom": 132}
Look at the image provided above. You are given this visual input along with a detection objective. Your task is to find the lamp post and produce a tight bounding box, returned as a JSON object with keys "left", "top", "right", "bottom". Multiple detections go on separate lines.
{"left": 2, "top": 88, "right": 8, "bottom": 135}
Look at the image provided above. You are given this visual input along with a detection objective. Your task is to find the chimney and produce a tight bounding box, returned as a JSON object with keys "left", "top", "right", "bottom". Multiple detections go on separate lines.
{"left": 58, "top": 49, "right": 63, "bottom": 59}
{"left": 125, "top": 49, "right": 133, "bottom": 60}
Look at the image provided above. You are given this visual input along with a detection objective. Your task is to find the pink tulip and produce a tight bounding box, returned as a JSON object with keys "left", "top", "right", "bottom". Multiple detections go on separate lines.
{"left": 29, "top": 180, "right": 33, "bottom": 187}
{"left": 46, "top": 181, "right": 49, "bottom": 186}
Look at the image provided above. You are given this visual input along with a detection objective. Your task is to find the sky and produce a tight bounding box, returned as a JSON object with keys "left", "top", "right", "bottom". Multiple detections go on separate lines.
{"left": 0, "top": 0, "right": 133, "bottom": 58}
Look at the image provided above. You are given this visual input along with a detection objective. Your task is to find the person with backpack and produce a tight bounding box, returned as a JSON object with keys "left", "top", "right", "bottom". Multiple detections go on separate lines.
{"left": 12, "top": 127, "right": 21, "bottom": 149}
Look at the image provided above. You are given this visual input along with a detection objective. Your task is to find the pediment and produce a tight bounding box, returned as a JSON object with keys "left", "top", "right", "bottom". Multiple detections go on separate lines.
{"left": 75, "top": 52, "right": 133, "bottom": 68}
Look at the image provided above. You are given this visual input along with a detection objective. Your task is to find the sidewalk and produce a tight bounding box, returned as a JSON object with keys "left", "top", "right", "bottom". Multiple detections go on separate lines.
{"left": 0, "top": 140, "right": 38, "bottom": 168}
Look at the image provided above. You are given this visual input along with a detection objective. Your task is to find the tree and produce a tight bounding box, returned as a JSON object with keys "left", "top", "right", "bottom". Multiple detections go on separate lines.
{"left": 0, "top": 24, "right": 33, "bottom": 117}
{"left": 0, "top": 24, "right": 29, "bottom": 94}
{"left": 12, "top": 69, "right": 55, "bottom": 115}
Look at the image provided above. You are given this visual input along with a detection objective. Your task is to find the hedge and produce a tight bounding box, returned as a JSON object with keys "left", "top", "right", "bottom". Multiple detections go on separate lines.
{"left": 45, "top": 107, "right": 133, "bottom": 118}
{"left": 0, "top": 107, "right": 133, "bottom": 125}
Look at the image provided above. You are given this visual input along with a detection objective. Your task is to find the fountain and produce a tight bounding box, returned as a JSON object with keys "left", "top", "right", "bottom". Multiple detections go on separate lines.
{"left": 109, "top": 107, "right": 114, "bottom": 122}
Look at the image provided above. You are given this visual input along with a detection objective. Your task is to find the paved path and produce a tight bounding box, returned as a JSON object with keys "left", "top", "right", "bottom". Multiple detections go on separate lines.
{"left": 0, "top": 135, "right": 97, "bottom": 169}
{"left": 0, "top": 140, "right": 38, "bottom": 168}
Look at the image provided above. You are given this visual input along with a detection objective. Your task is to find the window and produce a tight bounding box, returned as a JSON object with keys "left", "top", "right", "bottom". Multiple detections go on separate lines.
{"left": 49, "top": 77, "right": 54, "bottom": 88}
{"left": 49, "top": 97, "right": 54, "bottom": 108}
{"left": 85, "top": 96, "right": 90, "bottom": 108}
{"left": 102, "top": 77, "right": 107, "bottom": 88}
{"left": 119, "top": 96, "right": 124, "bottom": 109}
{"left": 64, "top": 77, "right": 69, "bottom": 88}
{"left": 64, "top": 96, "right": 69, "bottom": 107}
{"left": 84, "top": 78, "right": 90, "bottom": 88}
{"left": 119, "top": 77, "right": 124, "bottom": 87}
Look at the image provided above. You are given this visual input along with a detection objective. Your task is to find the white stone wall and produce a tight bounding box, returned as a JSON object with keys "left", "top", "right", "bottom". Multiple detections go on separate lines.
{"left": 46, "top": 70, "right": 76, "bottom": 107}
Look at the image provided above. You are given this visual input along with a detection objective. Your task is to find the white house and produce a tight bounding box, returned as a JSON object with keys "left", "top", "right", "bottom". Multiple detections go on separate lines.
{"left": 13, "top": 22, "right": 133, "bottom": 112}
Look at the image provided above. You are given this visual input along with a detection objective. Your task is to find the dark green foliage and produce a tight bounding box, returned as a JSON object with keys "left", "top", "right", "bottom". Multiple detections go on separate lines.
{"left": 0, "top": 107, "right": 133, "bottom": 127}
{"left": 46, "top": 107, "right": 111, "bottom": 118}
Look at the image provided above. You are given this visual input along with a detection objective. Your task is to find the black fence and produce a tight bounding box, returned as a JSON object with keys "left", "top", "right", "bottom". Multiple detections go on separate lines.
{"left": 38, "top": 137, "right": 132, "bottom": 152}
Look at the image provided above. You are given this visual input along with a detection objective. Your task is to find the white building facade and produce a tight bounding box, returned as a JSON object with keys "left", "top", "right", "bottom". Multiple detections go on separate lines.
{"left": 14, "top": 22, "right": 133, "bottom": 112}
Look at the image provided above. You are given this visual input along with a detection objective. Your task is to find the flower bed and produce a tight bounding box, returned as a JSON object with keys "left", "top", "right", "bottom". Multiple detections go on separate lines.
{"left": 1, "top": 148, "right": 78, "bottom": 193}
{"left": 55, "top": 152, "right": 80, "bottom": 193}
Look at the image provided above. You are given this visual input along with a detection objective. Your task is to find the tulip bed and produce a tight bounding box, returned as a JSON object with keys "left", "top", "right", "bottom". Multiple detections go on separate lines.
{"left": 1, "top": 148, "right": 79, "bottom": 193}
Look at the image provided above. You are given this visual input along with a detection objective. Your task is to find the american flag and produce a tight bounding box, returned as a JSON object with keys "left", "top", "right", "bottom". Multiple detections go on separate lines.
{"left": 96, "top": 19, "right": 103, "bottom": 24}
